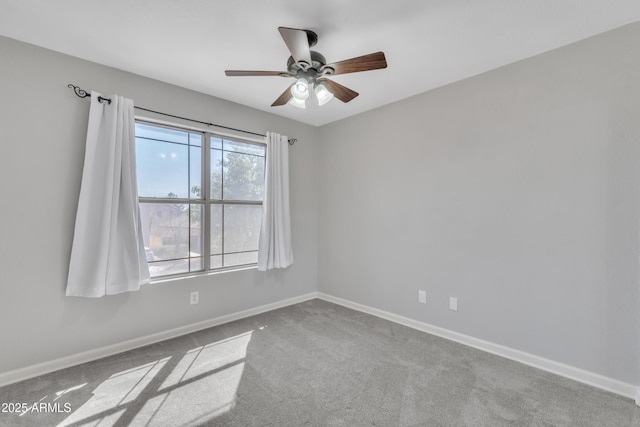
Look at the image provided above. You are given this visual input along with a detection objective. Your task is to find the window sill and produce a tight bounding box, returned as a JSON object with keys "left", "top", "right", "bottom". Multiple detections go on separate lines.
{"left": 148, "top": 264, "right": 258, "bottom": 285}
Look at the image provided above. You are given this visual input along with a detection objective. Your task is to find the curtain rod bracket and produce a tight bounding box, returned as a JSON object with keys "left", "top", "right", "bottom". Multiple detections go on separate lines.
{"left": 68, "top": 84, "right": 111, "bottom": 104}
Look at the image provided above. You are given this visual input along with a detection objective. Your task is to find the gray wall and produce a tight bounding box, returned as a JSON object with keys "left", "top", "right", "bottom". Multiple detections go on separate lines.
{"left": 2, "top": 23, "right": 640, "bottom": 387}
{"left": 0, "top": 36, "right": 319, "bottom": 373}
{"left": 317, "top": 23, "right": 640, "bottom": 384}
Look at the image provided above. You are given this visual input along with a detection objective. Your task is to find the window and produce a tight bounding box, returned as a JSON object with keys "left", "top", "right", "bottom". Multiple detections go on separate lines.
{"left": 135, "top": 121, "right": 265, "bottom": 279}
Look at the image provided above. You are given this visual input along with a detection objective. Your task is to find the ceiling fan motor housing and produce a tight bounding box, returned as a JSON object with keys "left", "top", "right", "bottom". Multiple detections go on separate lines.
{"left": 287, "top": 51, "right": 334, "bottom": 78}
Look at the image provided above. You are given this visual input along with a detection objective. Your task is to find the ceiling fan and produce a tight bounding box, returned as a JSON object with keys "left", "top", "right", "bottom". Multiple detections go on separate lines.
{"left": 225, "top": 27, "right": 387, "bottom": 109}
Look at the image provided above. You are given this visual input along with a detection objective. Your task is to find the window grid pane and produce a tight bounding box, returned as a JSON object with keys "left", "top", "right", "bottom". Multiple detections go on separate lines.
{"left": 140, "top": 202, "right": 204, "bottom": 278}
{"left": 223, "top": 204, "right": 262, "bottom": 254}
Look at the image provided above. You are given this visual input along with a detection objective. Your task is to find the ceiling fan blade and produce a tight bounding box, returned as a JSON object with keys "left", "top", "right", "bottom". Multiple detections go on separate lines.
{"left": 322, "top": 52, "right": 387, "bottom": 75}
{"left": 225, "top": 70, "right": 288, "bottom": 77}
{"left": 278, "top": 27, "right": 312, "bottom": 66}
{"left": 319, "top": 78, "right": 359, "bottom": 103}
{"left": 271, "top": 83, "right": 294, "bottom": 107}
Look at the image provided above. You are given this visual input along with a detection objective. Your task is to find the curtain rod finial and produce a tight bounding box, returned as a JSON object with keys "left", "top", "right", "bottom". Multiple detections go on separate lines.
{"left": 68, "top": 83, "right": 90, "bottom": 99}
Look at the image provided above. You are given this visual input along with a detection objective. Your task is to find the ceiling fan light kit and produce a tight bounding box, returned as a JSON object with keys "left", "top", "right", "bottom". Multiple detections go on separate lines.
{"left": 225, "top": 27, "right": 387, "bottom": 109}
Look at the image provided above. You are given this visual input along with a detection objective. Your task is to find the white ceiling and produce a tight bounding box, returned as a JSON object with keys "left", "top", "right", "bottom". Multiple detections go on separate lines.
{"left": 1, "top": 1, "right": 639, "bottom": 126}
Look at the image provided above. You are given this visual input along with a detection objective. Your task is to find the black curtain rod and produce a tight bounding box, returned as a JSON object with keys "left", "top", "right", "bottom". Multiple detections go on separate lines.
{"left": 67, "top": 84, "right": 297, "bottom": 145}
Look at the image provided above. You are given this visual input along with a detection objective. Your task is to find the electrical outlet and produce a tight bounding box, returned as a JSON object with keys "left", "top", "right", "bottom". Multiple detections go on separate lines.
{"left": 449, "top": 297, "right": 458, "bottom": 311}
{"left": 190, "top": 291, "right": 199, "bottom": 305}
{"left": 418, "top": 290, "right": 427, "bottom": 304}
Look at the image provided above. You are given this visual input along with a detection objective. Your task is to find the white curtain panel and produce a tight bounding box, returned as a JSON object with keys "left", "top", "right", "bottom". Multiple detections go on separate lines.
{"left": 257, "top": 132, "right": 294, "bottom": 271}
{"left": 66, "top": 92, "right": 150, "bottom": 297}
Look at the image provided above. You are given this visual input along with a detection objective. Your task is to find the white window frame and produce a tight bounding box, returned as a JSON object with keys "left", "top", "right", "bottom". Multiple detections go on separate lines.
{"left": 135, "top": 120, "right": 266, "bottom": 280}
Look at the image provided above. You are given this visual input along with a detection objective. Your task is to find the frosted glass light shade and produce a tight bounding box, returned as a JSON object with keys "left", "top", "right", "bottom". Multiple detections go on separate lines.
{"left": 314, "top": 82, "right": 334, "bottom": 106}
{"left": 288, "top": 97, "right": 306, "bottom": 109}
{"left": 291, "top": 78, "right": 309, "bottom": 100}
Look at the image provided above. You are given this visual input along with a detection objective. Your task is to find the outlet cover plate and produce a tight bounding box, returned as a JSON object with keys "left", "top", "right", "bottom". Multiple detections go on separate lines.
{"left": 418, "top": 290, "right": 427, "bottom": 304}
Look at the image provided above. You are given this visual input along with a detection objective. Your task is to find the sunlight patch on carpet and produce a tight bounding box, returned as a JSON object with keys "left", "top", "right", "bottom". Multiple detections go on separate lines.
{"left": 56, "top": 331, "right": 252, "bottom": 426}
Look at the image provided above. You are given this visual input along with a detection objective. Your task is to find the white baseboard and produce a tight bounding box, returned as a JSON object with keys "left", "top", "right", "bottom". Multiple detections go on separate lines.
{"left": 0, "top": 292, "right": 318, "bottom": 388}
{"left": 316, "top": 292, "right": 640, "bottom": 403}
{"left": 3, "top": 290, "right": 638, "bottom": 405}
